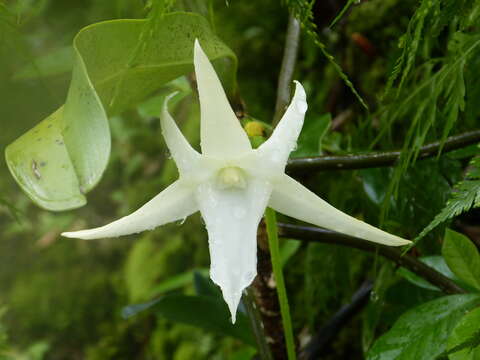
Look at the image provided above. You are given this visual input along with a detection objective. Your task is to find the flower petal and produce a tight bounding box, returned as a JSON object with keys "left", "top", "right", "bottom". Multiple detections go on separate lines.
{"left": 194, "top": 39, "right": 251, "bottom": 158}
{"left": 256, "top": 81, "right": 307, "bottom": 172}
{"left": 269, "top": 174, "right": 411, "bottom": 246}
{"left": 161, "top": 92, "right": 202, "bottom": 175}
{"left": 62, "top": 180, "right": 197, "bottom": 240}
{"left": 195, "top": 177, "right": 272, "bottom": 323}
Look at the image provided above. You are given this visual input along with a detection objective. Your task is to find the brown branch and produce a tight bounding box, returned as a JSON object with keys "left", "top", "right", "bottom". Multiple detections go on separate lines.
{"left": 287, "top": 129, "right": 480, "bottom": 174}
{"left": 278, "top": 223, "right": 466, "bottom": 295}
{"left": 300, "top": 280, "right": 373, "bottom": 360}
{"left": 253, "top": 223, "right": 287, "bottom": 359}
{"left": 273, "top": 14, "right": 301, "bottom": 126}
{"left": 242, "top": 287, "right": 274, "bottom": 360}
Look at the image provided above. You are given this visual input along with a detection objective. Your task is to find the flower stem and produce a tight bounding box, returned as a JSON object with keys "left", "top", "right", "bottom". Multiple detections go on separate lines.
{"left": 265, "top": 208, "right": 296, "bottom": 360}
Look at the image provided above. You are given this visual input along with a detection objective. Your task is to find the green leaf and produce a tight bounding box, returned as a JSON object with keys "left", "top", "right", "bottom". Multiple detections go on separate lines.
{"left": 367, "top": 294, "right": 480, "bottom": 360}
{"left": 148, "top": 268, "right": 209, "bottom": 298}
{"left": 446, "top": 306, "right": 480, "bottom": 360}
{"left": 6, "top": 12, "right": 236, "bottom": 211}
{"left": 154, "top": 294, "right": 255, "bottom": 346}
{"left": 291, "top": 113, "right": 331, "bottom": 158}
{"left": 193, "top": 270, "right": 223, "bottom": 299}
{"left": 442, "top": 229, "right": 480, "bottom": 291}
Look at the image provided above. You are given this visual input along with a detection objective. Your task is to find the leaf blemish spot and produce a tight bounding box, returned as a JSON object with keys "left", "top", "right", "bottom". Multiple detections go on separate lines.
{"left": 32, "top": 160, "right": 41, "bottom": 180}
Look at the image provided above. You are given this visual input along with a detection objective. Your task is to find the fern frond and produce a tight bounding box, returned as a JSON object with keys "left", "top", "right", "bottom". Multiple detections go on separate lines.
{"left": 416, "top": 155, "right": 480, "bottom": 241}
{"left": 284, "top": 0, "right": 369, "bottom": 110}
{"left": 378, "top": 33, "right": 480, "bottom": 220}
{"left": 329, "top": 0, "right": 356, "bottom": 28}
{"left": 384, "top": 0, "right": 434, "bottom": 98}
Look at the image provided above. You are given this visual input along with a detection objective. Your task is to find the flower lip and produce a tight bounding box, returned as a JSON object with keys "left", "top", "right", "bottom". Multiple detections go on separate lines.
{"left": 216, "top": 166, "right": 247, "bottom": 190}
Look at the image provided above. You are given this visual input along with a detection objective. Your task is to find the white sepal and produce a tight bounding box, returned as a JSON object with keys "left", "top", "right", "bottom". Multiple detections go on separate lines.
{"left": 269, "top": 174, "right": 411, "bottom": 246}
{"left": 161, "top": 93, "right": 201, "bottom": 176}
{"left": 62, "top": 180, "right": 198, "bottom": 240}
{"left": 194, "top": 39, "right": 251, "bottom": 158}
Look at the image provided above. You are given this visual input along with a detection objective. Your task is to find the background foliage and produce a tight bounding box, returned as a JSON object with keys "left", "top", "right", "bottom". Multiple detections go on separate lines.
{"left": 0, "top": 0, "right": 479, "bottom": 359}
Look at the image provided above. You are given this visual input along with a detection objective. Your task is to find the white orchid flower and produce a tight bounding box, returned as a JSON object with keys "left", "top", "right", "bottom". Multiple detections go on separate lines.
{"left": 63, "top": 39, "right": 410, "bottom": 323}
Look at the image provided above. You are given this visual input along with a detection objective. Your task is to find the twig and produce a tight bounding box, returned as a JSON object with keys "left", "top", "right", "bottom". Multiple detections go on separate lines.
{"left": 243, "top": 287, "right": 273, "bottom": 360}
{"left": 278, "top": 223, "right": 466, "bottom": 295}
{"left": 253, "top": 222, "right": 287, "bottom": 359}
{"left": 300, "top": 280, "right": 373, "bottom": 360}
{"left": 273, "top": 15, "right": 301, "bottom": 126}
{"left": 287, "top": 129, "right": 480, "bottom": 174}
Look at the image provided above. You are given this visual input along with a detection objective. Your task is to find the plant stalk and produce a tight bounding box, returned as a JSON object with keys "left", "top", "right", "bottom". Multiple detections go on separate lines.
{"left": 287, "top": 129, "right": 480, "bottom": 174}
{"left": 265, "top": 208, "right": 297, "bottom": 360}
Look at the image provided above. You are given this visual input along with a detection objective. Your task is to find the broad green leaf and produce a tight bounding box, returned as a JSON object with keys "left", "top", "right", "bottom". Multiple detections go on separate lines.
{"left": 6, "top": 108, "right": 86, "bottom": 210}
{"left": 447, "top": 307, "right": 480, "bottom": 360}
{"left": 154, "top": 294, "right": 255, "bottom": 346}
{"left": 6, "top": 12, "right": 236, "bottom": 211}
{"left": 367, "top": 294, "right": 480, "bottom": 360}
{"left": 443, "top": 229, "right": 480, "bottom": 290}
{"left": 397, "top": 255, "right": 459, "bottom": 291}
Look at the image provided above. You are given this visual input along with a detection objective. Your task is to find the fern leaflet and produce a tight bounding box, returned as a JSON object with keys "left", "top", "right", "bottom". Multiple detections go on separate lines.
{"left": 416, "top": 155, "right": 480, "bottom": 241}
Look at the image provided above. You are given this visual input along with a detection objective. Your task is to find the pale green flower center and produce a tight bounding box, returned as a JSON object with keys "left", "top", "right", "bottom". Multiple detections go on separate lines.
{"left": 217, "top": 167, "right": 247, "bottom": 189}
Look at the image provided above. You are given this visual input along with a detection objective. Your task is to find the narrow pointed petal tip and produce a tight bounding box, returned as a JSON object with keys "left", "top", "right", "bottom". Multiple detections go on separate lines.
{"left": 254, "top": 80, "right": 308, "bottom": 173}
{"left": 193, "top": 38, "right": 251, "bottom": 157}
{"left": 61, "top": 181, "right": 198, "bottom": 241}
{"left": 389, "top": 236, "right": 412, "bottom": 246}
{"left": 194, "top": 37, "right": 201, "bottom": 55}
{"left": 61, "top": 230, "right": 101, "bottom": 240}
{"left": 224, "top": 289, "right": 242, "bottom": 324}
{"left": 293, "top": 80, "right": 307, "bottom": 101}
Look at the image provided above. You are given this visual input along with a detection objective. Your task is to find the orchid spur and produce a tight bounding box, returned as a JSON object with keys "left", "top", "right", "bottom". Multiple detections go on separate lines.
{"left": 63, "top": 39, "right": 410, "bottom": 323}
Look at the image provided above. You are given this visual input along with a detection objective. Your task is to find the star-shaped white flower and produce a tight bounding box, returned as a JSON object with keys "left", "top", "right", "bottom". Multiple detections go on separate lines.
{"left": 63, "top": 40, "right": 410, "bottom": 323}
